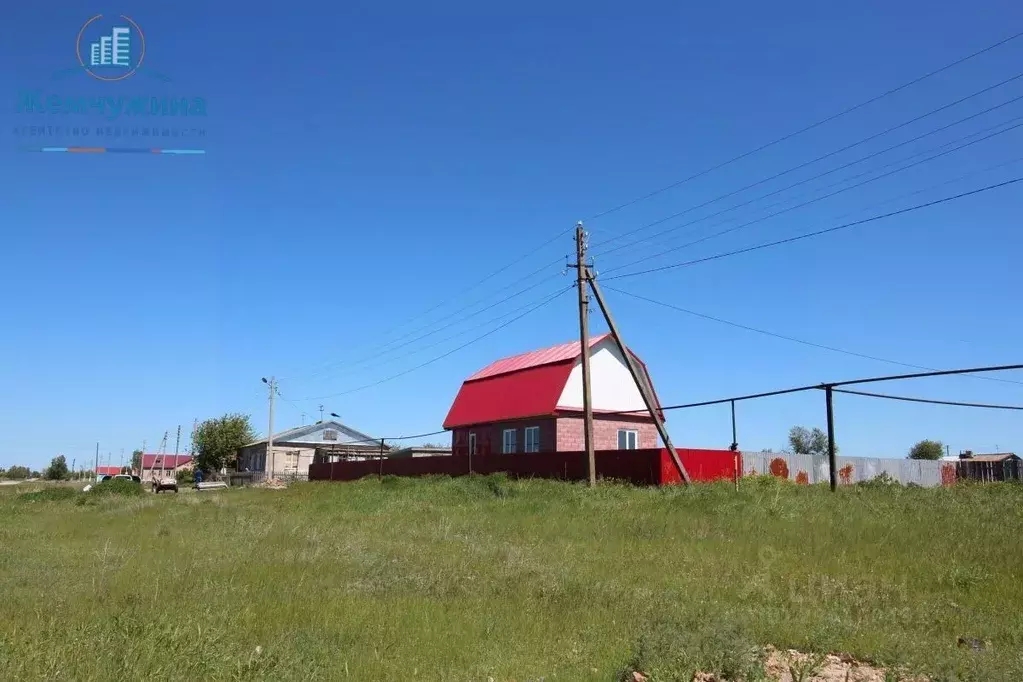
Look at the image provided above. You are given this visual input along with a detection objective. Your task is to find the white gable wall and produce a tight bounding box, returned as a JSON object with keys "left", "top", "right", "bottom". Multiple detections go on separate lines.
{"left": 556, "top": 338, "right": 649, "bottom": 413}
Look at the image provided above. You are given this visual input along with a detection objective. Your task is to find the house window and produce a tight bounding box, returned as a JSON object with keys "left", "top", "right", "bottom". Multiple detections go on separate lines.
{"left": 502, "top": 429, "right": 517, "bottom": 454}
{"left": 468, "top": 432, "right": 477, "bottom": 456}
{"left": 323, "top": 429, "right": 339, "bottom": 441}
{"left": 618, "top": 429, "right": 638, "bottom": 450}
{"left": 524, "top": 426, "right": 540, "bottom": 453}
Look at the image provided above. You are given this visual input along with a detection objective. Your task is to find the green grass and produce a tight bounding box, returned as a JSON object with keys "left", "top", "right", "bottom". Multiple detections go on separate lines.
{"left": 0, "top": 475, "right": 1021, "bottom": 680}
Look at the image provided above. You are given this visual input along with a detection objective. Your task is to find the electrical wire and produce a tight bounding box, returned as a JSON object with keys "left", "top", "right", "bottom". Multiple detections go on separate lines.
{"left": 286, "top": 33, "right": 1023, "bottom": 383}
{"left": 295, "top": 286, "right": 573, "bottom": 401}
{"left": 316, "top": 282, "right": 581, "bottom": 379}
{"left": 603, "top": 176, "right": 1023, "bottom": 281}
{"left": 606, "top": 363, "right": 1023, "bottom": 415}
{"left": 593, "top": 96, "right": 1023, "bottom": 261}
{"left": 591, "top": 70, "right": 1023, "bottom": 250}
{"left": 335, "top": 234, "right": 573, "bottom": 358}
{"left": 288, "top": 264, "right": 565, "bottom": 380}
{"left": 833, "top": 388, "right": 1023, "bottom": 410}
{"left": 319, "top": 430, "right": 450, "bottom": 447}
{"left": 600, "top": 118, "right": 1023, "bottom": 275}
{"left": 584, "top": 29, "right": 1023, "bottom": 223}
{"left": 603, "top": 286, "right": 1023, "bottom": 387}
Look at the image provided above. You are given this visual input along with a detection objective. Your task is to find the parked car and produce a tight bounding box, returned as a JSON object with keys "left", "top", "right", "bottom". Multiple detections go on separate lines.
{"left": 152, "top": 475, "right": 178, "bottom": 494}
{"left": 100, "top": 474, "right": 142, "bottom": 484}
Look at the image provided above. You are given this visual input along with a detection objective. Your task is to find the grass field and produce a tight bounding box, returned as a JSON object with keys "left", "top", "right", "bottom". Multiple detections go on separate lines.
{"left": 1, "top": 475, "right": 1021, "bottom": 681}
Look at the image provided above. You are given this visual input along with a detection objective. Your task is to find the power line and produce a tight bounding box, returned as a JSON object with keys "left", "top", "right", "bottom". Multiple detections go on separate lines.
{"left": 604, "top": 176, "right": 1023, "bottom": 281}
{"left": 286, "top": 32, "right": 1023, "bottom": 383}
{"left": 829, "top": 363, "right": 1023, "bottom": 388}
{"left": 295, "top": 286, "right": 572, "bottom": 401}
{"left": 288, "top": 265, "right": 564, "bottom": 381}
{"left": 314, "top": 282, "right": 580, "bottom": 379}
{"left": 592, "top": 70, "right": 1023, "bottom": 250}
{"left": 336, "top": 234, "right": 573, "bottom": 358}
{"left": 606, "top": 363, "right": 1023, "bottom": 415}
{"left": 604, "top": 286, "right": 1023, "bottom": 386}
{"left": 321, "top": 429, "right": 450, "bottom": 447}
{"left": 600, "top": 118, "right": 1023, "bottom": 275}
{"left": 594, "top": 97, "right": 1023, "bottom": 261}
{"left": 584, "top": 30, "right": 1023, "bottom": 223}
{"left": 833, "top": 388, "right": 1023, "bottom": 410}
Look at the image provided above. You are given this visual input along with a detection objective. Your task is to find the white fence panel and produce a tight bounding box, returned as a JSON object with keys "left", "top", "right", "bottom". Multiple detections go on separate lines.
{"left": 742, "top": 452, "right": 947, "bottom": 487}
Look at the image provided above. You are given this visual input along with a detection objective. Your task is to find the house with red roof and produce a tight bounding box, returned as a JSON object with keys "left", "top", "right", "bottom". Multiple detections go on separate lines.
{"left": 443, "top": 334, "right": 665, "bottom": 456}
{"left": 140, "top": 454, "right": 193, "bottom": 482}
{"left": 95, "top": 465, "right": 124, "bottom": 477}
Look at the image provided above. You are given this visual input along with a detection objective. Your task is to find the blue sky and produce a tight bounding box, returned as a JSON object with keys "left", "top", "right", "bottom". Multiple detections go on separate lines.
{"left": 1, "top": 0, "right": 1021, "bottom": 470}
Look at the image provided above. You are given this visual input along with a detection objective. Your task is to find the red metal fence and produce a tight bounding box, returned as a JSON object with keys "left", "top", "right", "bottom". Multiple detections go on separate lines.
{"left": 307, "top": 448, "right": 740, "bottom": 486}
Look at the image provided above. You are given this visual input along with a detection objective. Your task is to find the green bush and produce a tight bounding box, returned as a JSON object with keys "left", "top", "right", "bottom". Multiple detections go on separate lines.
{"left": 176, "top": 468, "right": 194, "bottom": 485}
{"left": 857, "top": 472, "right": 902, "bottom": 488}
{"left": 90, "top": 479, "right": 143, "bottom": 497}
{"left": 617, "top": 615, "right": 765, "bottom": 681}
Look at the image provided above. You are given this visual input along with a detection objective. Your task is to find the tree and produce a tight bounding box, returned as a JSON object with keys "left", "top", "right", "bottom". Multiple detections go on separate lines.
{"left": 5, "top": 465, "right": 30, "bottom": 480}
{"left": 44, "top": 455, "right": 70, "bottom": 480}
{"left": 30, "top": 470, "right": 41, "bottom": 479}
{"left": 788, "top": 426, "right": 834, "bottom": 456}
{"left": 194, "top": 413, "right": 255, "bottom": 474}
{"left": 909, "top": 439, "right": 944, "bottom": 460}
{"left": 131, "top": 449, "right": 143, "bottom": 473}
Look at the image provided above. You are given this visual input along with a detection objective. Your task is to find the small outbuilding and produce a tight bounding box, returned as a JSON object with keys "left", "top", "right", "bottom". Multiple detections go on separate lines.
{"left": 956, "top": 451, "right": 1021, "bottom": 482}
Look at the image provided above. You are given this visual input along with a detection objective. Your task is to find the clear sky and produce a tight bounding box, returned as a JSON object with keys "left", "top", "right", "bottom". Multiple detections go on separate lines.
{"left": 2, "top": 0, "right": 1021, "bottom": 470}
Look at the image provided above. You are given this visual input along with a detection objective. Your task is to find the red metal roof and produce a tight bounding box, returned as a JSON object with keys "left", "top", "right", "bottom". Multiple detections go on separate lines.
{"left": 95, "top": 466, "right": 122, "bottom": 476}
{"left": 444, "top": 361, "right": 576, "bottom": 429}
{"left": 444, "top": 334, "right": 666, "bottom": 429}
{"left": 468, "top": 333, "right": 611, "bottom": 380}
{"left": 141, "top": 454, "right": 193, "bottom": 469}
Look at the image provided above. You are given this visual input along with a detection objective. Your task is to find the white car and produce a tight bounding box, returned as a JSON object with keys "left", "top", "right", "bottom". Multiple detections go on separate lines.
{"left": 152, "top": 476, "right": 178, "bottom": 493}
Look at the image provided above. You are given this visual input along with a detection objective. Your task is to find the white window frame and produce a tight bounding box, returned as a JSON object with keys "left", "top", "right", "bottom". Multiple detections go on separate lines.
{"left": 502, "top": 429, "right": 517, "bottom": 454}
{"left": 618, "top": 429, "right": 638, "bottom": 450}
{"left": 468, "top": 432, "right": 477, "bottom": 456}
{"left": 524, "top": 426, "right": 540, "bottom": 453}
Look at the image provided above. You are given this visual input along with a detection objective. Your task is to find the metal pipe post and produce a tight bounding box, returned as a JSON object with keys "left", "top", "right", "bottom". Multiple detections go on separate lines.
{"left": 826, "top": 385, "right": 837, "bottom": 491}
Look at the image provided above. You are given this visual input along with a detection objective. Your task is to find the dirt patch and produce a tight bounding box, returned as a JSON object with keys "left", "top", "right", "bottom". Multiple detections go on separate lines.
{"left": 633, "top": 647, "right": 928, "bottom": 681}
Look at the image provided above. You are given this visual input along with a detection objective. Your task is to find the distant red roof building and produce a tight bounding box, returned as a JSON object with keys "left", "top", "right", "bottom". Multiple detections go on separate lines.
{"left": 95, "top": 466, "right": 122, "bottom": 476}
{"left": 140, "top": 454, "right": 194, "bottom": 481}
{"left": 141, "top": 454, "right": 193, "bottom": 470}
{"left": 444, "top": 334, "right": 665, "bottom": 456}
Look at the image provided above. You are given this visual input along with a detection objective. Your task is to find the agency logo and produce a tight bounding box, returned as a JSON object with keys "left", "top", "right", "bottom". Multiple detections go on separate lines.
{"left": 75, "top": 14, "right": 146, "bottom": 82}
{"left": 12, "top": 13, "right": 209, "bottom": 155}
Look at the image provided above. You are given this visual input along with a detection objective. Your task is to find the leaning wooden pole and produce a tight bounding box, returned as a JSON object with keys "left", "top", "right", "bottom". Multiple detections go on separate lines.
{"left": 587, "top": 273, "right": 692, "bottom": 485}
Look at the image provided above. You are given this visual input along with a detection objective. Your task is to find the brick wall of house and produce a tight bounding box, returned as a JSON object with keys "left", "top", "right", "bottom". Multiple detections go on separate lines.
{"left": 451, "top": 417, "right": 557, "bottom": 456}
{"left": 556, "top": 415, "right": 659, "bottom": 450}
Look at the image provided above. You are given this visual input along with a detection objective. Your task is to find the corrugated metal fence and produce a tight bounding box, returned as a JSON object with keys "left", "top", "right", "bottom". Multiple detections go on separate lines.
{"left": 742, "top": 451, "right": 955, "bottom": 487}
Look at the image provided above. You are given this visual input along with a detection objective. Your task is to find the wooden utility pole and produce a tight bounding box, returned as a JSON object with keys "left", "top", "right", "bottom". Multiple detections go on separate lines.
{"left": 575, "top": 222, "right": 596, "bottom": 487}
{"left": 587, "top": 275, "right": 692, "bottom": 485}
{"left": 265, "top": 377, "right": 276, "bottom": 478}
{"left": 94, "top": 442, "right": 99, "bottom": 481}
{"left": 159, "top": 431, "right": 168, "bottom": 481}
